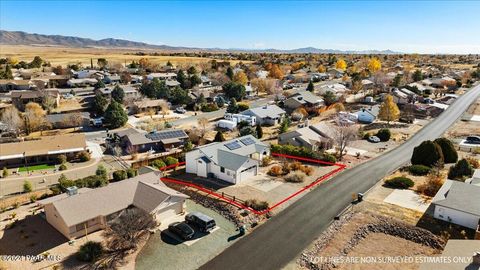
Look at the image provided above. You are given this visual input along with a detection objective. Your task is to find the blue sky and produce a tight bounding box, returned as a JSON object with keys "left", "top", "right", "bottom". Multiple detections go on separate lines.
{"left": 1, "top": 1, "right": 480, "bottom": 54}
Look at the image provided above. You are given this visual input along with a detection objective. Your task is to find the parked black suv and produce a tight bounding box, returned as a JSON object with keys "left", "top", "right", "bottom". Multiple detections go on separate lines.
{"left": 168, "top": 222, "right": 195, "bottom": 240}
{"left": 466, "top": 136, "right": 480, "bottom": 144}
{"left": 185, "top": 212, "right": 216, "bottom": 233}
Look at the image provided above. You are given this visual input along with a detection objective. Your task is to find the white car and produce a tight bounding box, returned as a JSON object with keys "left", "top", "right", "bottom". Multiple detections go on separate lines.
{"left": 175, "top": 107, "right": 187, "bottom": 114}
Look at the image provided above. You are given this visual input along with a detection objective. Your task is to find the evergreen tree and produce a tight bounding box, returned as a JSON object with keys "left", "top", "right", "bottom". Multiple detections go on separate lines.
{"left": 111, "top": 85, "right": 125, "bottom": 103}
{"left": 434, "top": 138, "right": 458, "bottom": 164}
{"left": 226, "top": 67, "right": 234, "bottom": 80}
{"left": 256, "top": 124, "right": 263, "bottom": 139}
{"left": 226, "top": 98, "right": 238, "bottom": 113}
{"left": 92, "top": 93, "right": 108, "bottom": 116}
{"left": 104, "top": 101, "right": 128, "bottom": 128}
{"left": 448, "top": 159, "right": 474, "bottom": 180}
{"left": 214, "top": 131, "right": 226, "bottom": 142}
{"left": 411, "top": 140, "right": 444, "bottom": 167}
{"left": 306, "top": 80, "right": 314, "bottom": 92}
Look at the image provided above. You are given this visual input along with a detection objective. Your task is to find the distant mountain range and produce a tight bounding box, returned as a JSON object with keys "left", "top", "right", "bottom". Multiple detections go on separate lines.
{"left": 0, "top": 30, "right": 401, "bottom": 54}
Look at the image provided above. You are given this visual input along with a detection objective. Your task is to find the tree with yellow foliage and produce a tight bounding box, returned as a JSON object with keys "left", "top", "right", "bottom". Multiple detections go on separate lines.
{"left": 233, "top": 71, "right": 248, "bottom": 85}
{"left": 378, "top": 95, "right": 400, "bottom": 124}
{"left": 291, "top": 61, "right": 305, "bottom": 71}
{"left": 268, "top": 64, "right": 284, "bottom": 79}
{"left": 317, "top": 65, "right": 326, "bottom": 73}
{"left": 335, "top": 59, "right": 347, "bottom": 71}
{"left": 367, "top": 58, "right": 382, "bottom": 73}
{"left": 24, "top": 102, "right": 48, "bottom": 135}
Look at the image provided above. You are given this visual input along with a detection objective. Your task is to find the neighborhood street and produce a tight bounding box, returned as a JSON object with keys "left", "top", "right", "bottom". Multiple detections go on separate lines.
{"left": 200, "top": 84, "right": 480, "bottom": 270}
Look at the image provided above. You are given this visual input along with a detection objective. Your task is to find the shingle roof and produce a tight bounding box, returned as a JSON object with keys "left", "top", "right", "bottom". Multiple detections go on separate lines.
{"left": 287, "top": 91, "right": 324, "bottom": 105}
{"left": 38, "top": 172, "right": 188, "bottom": 227}
{"left": 195, "top": 135, "right": 268, "bottom": 170}
{"left": 242, "top": 104, "right": 285, "bottom": 119}
{"left": 432, "top": 180, "right": 480, "bottom": 216}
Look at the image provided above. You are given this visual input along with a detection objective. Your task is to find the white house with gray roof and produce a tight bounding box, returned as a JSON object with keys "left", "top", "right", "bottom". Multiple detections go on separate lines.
{"left": 185, "top": 135, "right": 270, "bottom": 184}
{"left": 431, "top": 179, "right": 480, "bottom": 229}
{"left": 38, "top": 172, "right": 188, "bottom": 239}
{"left": 241, "top": 104, "right": 286, "bottom": 126}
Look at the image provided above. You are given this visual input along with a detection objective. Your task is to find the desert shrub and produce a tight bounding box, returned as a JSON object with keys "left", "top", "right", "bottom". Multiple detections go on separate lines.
{"left": 75, "top": 175, "right": 108, "bottom": 188}
{"left": 244, "top": 199, "right": 269, "bottom": 211}
{"left": 55, "top": 154, "right": 67, "bottom": 165}
{"left": 408, "top": 165, "right": 431, "bottom": 176}
{"left": 376, "top": 128, "right": 391, "bottom": 142}
{"left": 465, "top": 157, "right": 480, "bottom": 169}
{"left": 268, "top": 165, "right": 283, "bottom": 176}
{"left": 126, "top": 168, "right": 137, "bottom": 178}
{"left": 434, "top": 138, "right": 458, "bottom": 164}
{"left": 299, "top": 165, "right": 314, "bottom": 176}
{"left": 77, "top": 241, "right": 104, "bottom": 262}
{"left": 288, "top": 161, "right": 303, "bottom": 171}
{"left": 362, "top": 132, "right": 371, "bottom": 140}
{"left": 285, "top": 171, "right": 306, "bottom": 183}
{"left": 237, "top": 103, "right": 250, "bottom": 112}
{"left": 201, "top": 103, "right": 219, "bottom": 112}
{"left": 320, "top": 153, "right": 337, "bottom": 164}
{"left": 2, "top": 167, "right": 8, "bottom": 178}
{"left": 151, "top": 159, "right": 166, "bottom": 169}
{"left": 30, "top": 194, "right": 38, "bottom": 203}
{"left": 112, "top": 170, "right": 127, "bottom": 181}
{"left": 164, "top": 156, "right": 179, "bottom": 166}
{"left": 77, "top": 151, "right": 91, "bottom": 162}
{"left": 411, "top": 140, "right": 444, "bottom": 167}
{"left": 23, "top": 181, "right": 33, "bottom": 193}
{"left": 448, "top": 159, "right": 474, "bottom": 180}
{"left": 417, "top": 172, "right": 444, "bottom": 196}
{"left": 59, "top": 164, "right": 67, "bottom": 171}
{"left": 261, "top": 156, "right": 272, "bottom": 167}
{"left": 384, "top": 176, "right": 414, "bottom": 189}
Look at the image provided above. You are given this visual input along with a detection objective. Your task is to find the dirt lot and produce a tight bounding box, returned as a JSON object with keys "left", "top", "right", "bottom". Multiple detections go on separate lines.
{"left": 0, "top": 45, "right": 249, "bottom": 67}
{"left": 296, "top": 212, "right": 443, "bottom": 270}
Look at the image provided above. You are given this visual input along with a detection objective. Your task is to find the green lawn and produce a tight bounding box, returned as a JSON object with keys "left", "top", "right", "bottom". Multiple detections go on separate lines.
{"left": 18, "top": 164, "right": 55, "bottom": 172}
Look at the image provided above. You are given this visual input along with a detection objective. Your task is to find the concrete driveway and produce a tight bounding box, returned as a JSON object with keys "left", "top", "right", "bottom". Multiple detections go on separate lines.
{"left": 135, "top": 200, "right": 238, "bottom": 270}
{"left": 383, "top": 189, "right": 431, "bottom": 212}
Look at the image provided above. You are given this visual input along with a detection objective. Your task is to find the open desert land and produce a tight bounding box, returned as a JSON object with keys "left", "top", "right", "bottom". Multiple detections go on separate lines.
{"left": 0, "top": 45, "right": 249, "bottom": 67}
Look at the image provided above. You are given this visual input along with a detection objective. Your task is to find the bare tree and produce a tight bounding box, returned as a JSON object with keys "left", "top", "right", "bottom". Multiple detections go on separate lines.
{"left": 332, "top": 120, "right": 358, "bottom": 160}
{"left": 103, "top": 208, "right": 156, "bottom": 251}
{"left": 1, "top": 106, "right": 23, "bottom": 136}
{"left": 197, "top": 117, "right": 209, "bottom": 138}
{"left": 159, "top": 100, "right": 169, "bottom": 119}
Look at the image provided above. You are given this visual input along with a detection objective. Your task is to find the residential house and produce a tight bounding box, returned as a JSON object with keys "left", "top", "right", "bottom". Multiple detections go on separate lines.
{"left": 0, "top": 79, "right": 31, "bottom": 92}
{"left": 165, "top": 80, "right": 181, "bottom": 88}
{"left": 431, "top": 179, "right": 480, "bottom": 230}
{"left": 132, "top": 99, "right": 167, "bottom": 114}
{"left": 327, "top": 68, "right": 345, "bottom": 79}
{"left": 38, "top": 171, "right": 189, "bottom": 239}
{"left": 46, "top": 112, "right": 90, "bottom": 129}
{"left": 391, "top": 89, "right": 410, "bottom": 105}
{"left": 241, "top": 104, "right": 286, "bottom": 126}
{"left": 355, "top": 105, "right": 380, "bottom": 124}
{"left": 278, "top": 122, "right": 334, "bottom": 150}
{"left": 103, "top": 74, "right": 121, "bottom": 84}
{"left": 115, "top": 128, "right": 188, "bottom": 154}
{"left": 11, "top": 90, "right": 60, "bottom": 111}
{"left": 361, "top": 79, "right": 374, "bottom": 90}
{"left": 95, "top": 85, "right": 139, "bottom": 100}
{"left": 67, "top": 78, "right": 98, "bottom": 88}
{"left": 75, "top": 70, "right": 108, "bottom": 80}
{"left": 147, "top": 72, "right": 177, "bottom": 81}
{"left": 185, "top": 135, "right": 270, "bottom": 184}
{"left": 283, "top": 91, "right": 324, "bottom": 112}
{"left": 0, "top": 134, "right": 87, "bottom": 168}
{"left": 318, "top": 83, "right": 348, "bottom": 96}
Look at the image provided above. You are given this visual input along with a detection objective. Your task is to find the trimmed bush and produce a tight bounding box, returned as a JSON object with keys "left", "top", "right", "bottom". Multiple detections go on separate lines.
{"left": 434, "top": 138, "right": 458, "bottom": 164}
{"left": 448, "top": 159, "right": 474, "bottom": 180}
{"left": 23, "top": 181, "right": 33, "bottom": 193}
{"left": 268, "top": 165, "right": 283, "bottom": 176}
{"left": 77, "top": 151, "right": 91, "bottom": 162}
{"left": 320, "top": 153, "right": 337, "bottom": 164}
{"left": 376, "top": 128, "right": 391, "bottom": 142}
{"left": 408, "top": 165, "right": 431, "bottom": 176}
{"left": 384, "top": 176, "right": 414, "bottom": 189}
{"left": 244, "top": 199, "right": 269, "bottom": 211}
{"left": 77, "top": 241, "right": 104, "bottom": 262}
{"left": 55, "top": 154, "right": 67, "bottom": 165}
{"left": 59, "top": 164, "right": 67, "bottom": 171}
{"left": 126, "top": 168, "right": 137, "bottom": 178}
{"left": 285, "top": 171, "right": 306, "bottom": 183}
{"left": 151, "top": 159, "right": 166, "bottom": 169}
{"left": 164, "top": 156, "right": 179, "bottom": 166}
{"left": 112, "top": 170, "right": 127, "bottom": 181}
{"left": 261, "top": 156, "right": 271, "bottom": 167}
{"left": 411, "top": 140, "right": 444, "bottom": 167}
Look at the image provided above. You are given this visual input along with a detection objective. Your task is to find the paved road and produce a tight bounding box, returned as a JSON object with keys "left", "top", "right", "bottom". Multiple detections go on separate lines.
{"left": 200, "top": 84, "right": 480, "bottom": 270}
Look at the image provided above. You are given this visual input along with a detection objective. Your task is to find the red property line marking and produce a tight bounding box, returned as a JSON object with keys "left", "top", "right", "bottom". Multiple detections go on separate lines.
{"left": 159, "top": 153, "right": 346, "bottom": 215}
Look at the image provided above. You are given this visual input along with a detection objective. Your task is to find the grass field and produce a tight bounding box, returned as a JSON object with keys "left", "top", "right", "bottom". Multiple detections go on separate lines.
{"left": 18, "top": 164, "right": 55, "bottom": 172}
{"left": 0, "top": 45, "right": 250, "bottom": 67}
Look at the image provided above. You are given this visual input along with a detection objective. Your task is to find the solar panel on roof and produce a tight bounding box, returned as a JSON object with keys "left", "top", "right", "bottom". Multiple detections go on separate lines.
{"left": 146, "top": 130, "right": 185, "bottom": 141}
{"left": 240, "top": 137, "right": 255, "bottom": 146}
{"left": 225, "top": 141, "right": 242, "bottom": 150}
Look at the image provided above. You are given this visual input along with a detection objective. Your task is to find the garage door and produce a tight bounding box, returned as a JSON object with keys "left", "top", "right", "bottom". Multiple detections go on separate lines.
{"left": 239, "top": 166, "right": 257, "bottom": 183}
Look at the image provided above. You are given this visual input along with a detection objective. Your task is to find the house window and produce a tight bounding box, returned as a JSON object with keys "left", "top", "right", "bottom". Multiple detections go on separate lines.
{"left": 75, "top": 222, "right": 85, "bottom": 232}
{"left": 220, "top": 167, "right": 225, "bottom": 173}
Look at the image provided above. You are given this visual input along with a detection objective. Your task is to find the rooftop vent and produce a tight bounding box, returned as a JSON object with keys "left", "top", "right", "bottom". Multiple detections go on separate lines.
{"left": 66, "top": 186, "right": 78, "bottom": 196}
